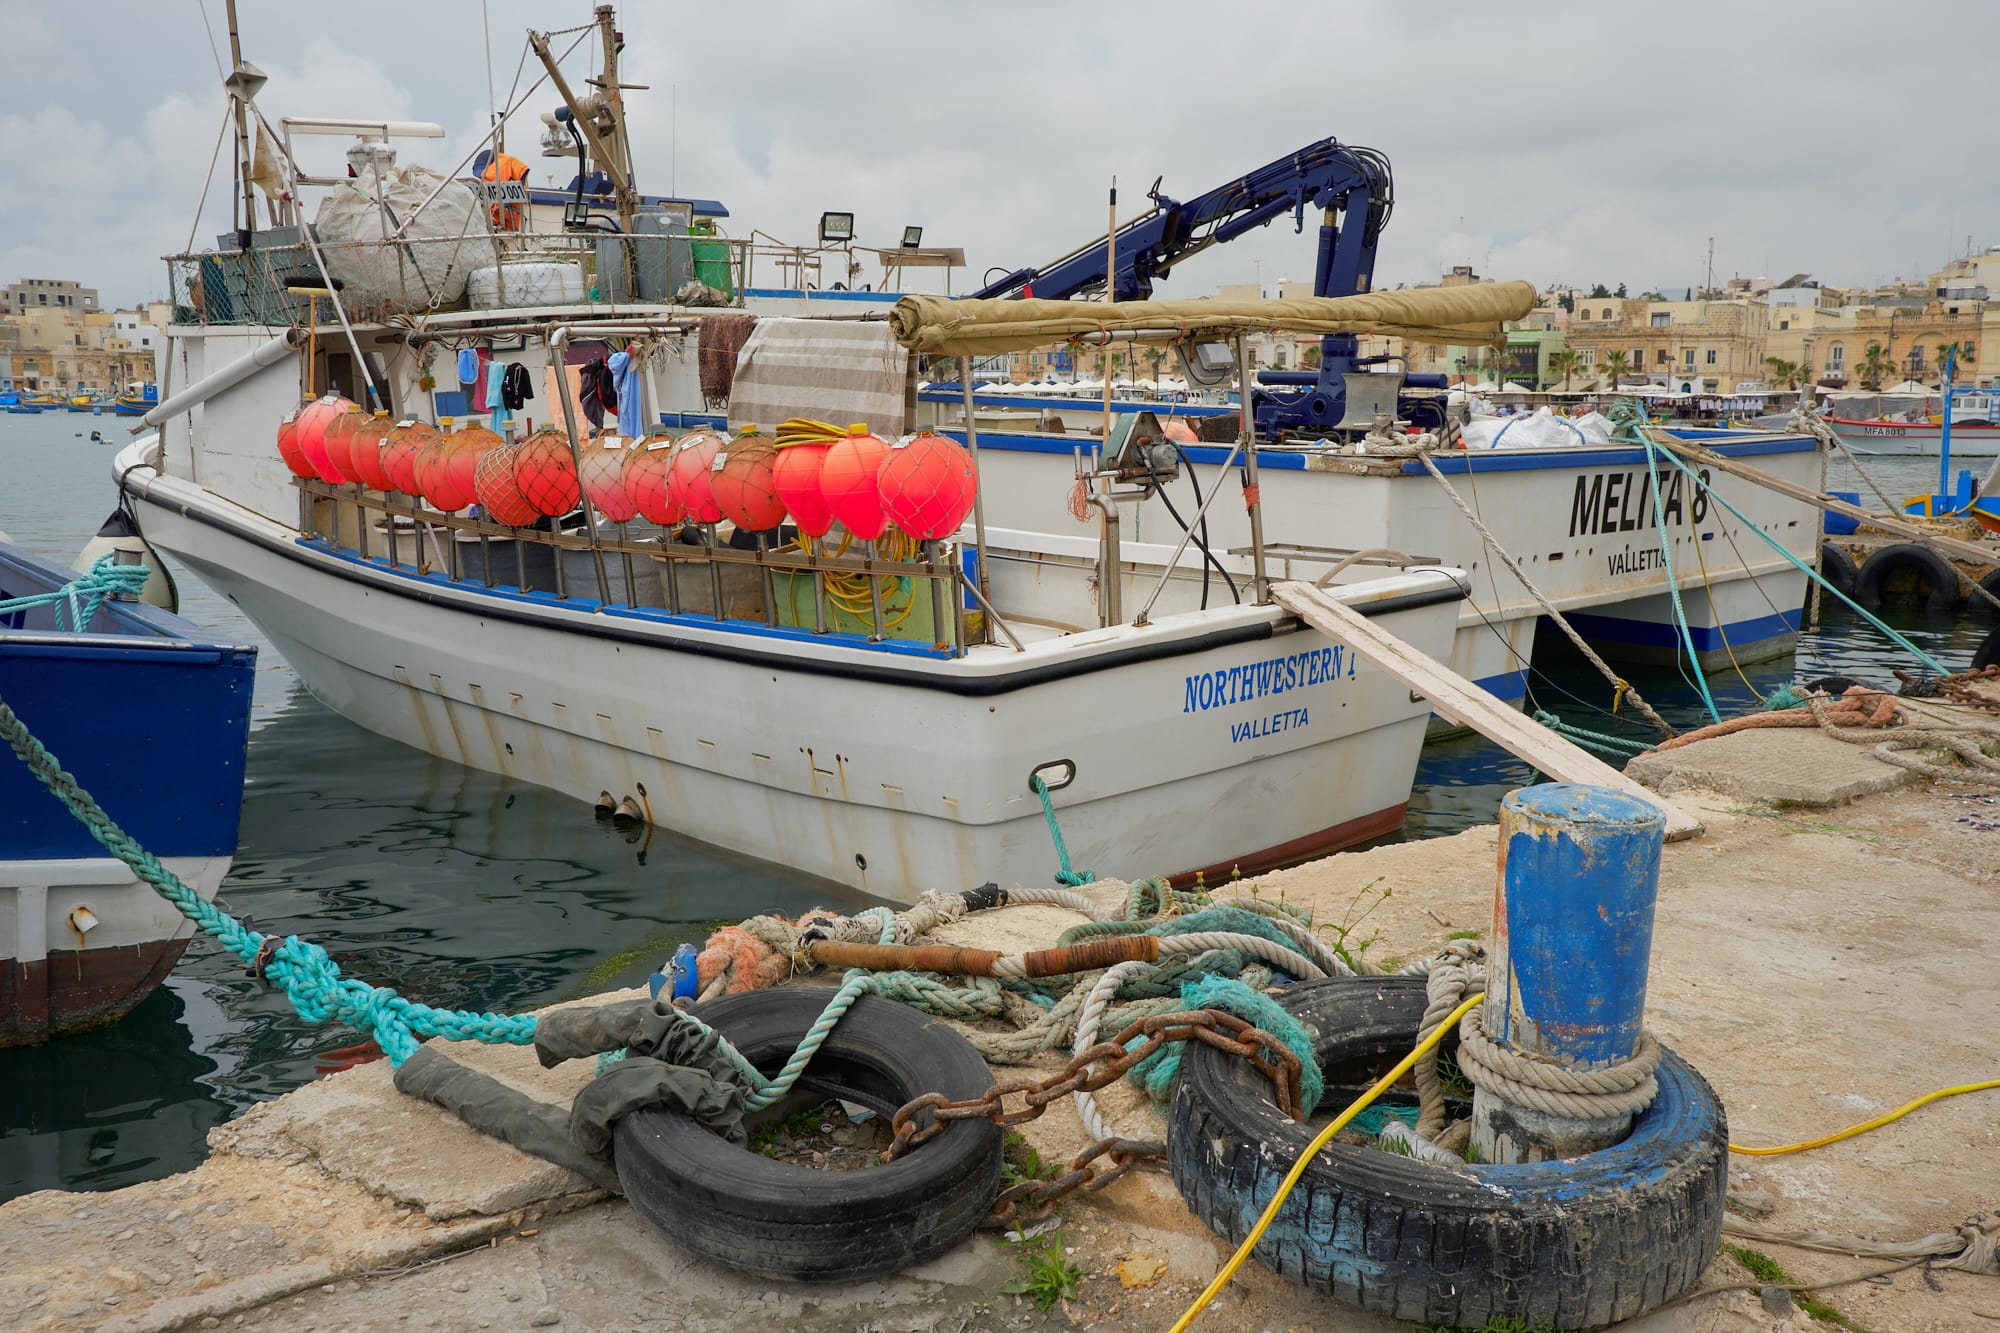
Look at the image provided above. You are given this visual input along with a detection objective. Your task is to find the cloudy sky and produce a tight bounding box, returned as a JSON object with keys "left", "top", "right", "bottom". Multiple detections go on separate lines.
{"left": 3, "top": 0, "right": 1993, "bottom": 310}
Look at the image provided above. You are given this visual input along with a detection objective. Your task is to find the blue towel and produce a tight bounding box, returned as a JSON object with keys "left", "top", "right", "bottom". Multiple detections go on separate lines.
{"left": 486, "top": 362, "right": 508, "bottom": 433}
{"left": 456, "top": 348, "right": 479, "bottom": 385}
{"left": 608, "top": 350, "right": 643, "bottom": 439}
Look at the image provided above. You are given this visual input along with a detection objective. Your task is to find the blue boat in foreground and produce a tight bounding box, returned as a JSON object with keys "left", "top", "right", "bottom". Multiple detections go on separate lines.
{"left": 0, "top": 529, "right": 256, "bottom": 1045}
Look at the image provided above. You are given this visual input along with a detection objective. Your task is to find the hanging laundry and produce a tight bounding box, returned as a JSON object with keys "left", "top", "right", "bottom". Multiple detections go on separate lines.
{"left": 501, "top": 363, "right": 534, "bottom": 411}
{"left": 607, "top": 348, "right": 643, "bottom": 439}
{"left": 456, "top": 347, "right": 480, "bottom": 387}
{"left": 579, "top": 357, "right": 617, "bottom": 430}
{"left": 485, "top": 360, "right": 508, "bottom": 433}
{"left": 698, "top": 313, "right": 756, "bottom": 404}
{"left": 470, "top": 347, "right": 494, "bottom": 413}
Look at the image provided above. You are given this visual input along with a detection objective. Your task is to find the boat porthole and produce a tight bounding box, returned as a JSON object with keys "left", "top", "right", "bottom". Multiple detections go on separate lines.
{"left": 855, "top": 853, "right": 868, "bottom": 872}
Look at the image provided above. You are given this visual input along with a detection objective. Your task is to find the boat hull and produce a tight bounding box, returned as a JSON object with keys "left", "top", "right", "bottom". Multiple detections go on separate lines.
{"left": 1827, "top": 418, "right": 2000, "bottom": 457}
{"left": 122, "top": 455, "right": 1464, "bottom": 901}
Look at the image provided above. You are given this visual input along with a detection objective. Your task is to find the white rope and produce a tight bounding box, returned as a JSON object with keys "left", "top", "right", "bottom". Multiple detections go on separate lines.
{"left": 1723, "top": 1216, "right": 2000, "bottom": 1275}
{"left": 1070, "top": 960, "right": 1158, "bottom": 1144}
{"left": 1156, "top": 931, "right": 1325, "bottom": 980}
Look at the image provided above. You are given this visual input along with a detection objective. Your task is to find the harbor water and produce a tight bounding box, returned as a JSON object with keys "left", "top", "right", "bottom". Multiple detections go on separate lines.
{"left": 0, "top": 414, "right": 1987, "bottom": 1201}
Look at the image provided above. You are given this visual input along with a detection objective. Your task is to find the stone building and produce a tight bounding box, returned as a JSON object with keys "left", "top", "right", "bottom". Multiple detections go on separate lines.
{"left": 1565, "top": 297, "right": 1768, "bottom": 392}
{"left": 1, "top": 278, "right": 97, "bottom": 317}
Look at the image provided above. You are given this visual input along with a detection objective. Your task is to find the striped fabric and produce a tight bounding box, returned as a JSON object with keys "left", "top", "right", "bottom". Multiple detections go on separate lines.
{"left": 725, "top": 318, "right": 913, "bottom": 437}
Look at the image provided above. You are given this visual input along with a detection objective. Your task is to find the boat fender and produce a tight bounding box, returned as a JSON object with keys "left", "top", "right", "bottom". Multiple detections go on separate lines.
{"left": 1168, "top": 976, "right": 1726, "bottom": 1327}
{"left": 1974, "top": 626, "right": 2000, "bottom": 672}
{"left": 1978, "top": 568, "right": 2000, "bottom": 618}
{"left": 1854, "top": 543, "right": 1962, "bottom": 612}
{"left": 71, "top": 508, "right": 178, "bottom": 612}
{"left": 1816, "top": 543, "right": 1858, "bottom": 600}
{"left": 667, "top": 942, "right": 700, "bottom": 1002}
{"left": 612, "top": 987, "right": 1002, "bottom": 1280}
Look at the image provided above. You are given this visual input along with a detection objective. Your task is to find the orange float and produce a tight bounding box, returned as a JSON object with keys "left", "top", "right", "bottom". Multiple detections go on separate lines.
{"left": 771, "top": 441, "right": 833, "bottom": 538}
{"left": 513, "top": 426, "right": 583, "bottom": 517}
{"left": 345, "top": 411, "right": 395, "bottom": 490}
{"left": 296, "top": 395, "right": 357, "bottom": 481}
{"left": 665, "top": 429, "right": 725, "bottom": 525}
{"left": 819, "top": 426, "right": 891, "bottom": 539}
{"left": 622, "top": 436, "right": 680, "bottom": 525}
{"left": 414, "top": 418, "right": 482, "bottom": 512}
{"left": 276, "top": 409, "right": 313, "bottom": 479}
{"left": 711, "top": 432, "right": 787, "bottom": 532}
{"left": 580, "top": 433, "right": 640, "bottom": 523}
{"left": 878, "top": 431, "right": 979, "bottom": 540}
{"left": 474, "top": 438, "right": 539, "bottom": 526}
{"left": 379, "top": 420, "right": 436, "bottom": 496}
{"left": 319, "top": 407, "right": 367, "bottom": 484}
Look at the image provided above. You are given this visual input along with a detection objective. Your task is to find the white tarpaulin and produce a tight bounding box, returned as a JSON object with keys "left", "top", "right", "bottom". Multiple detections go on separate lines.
{"left": 314, "top": 166, "right": 497, "bottom": 312}
{"left": 727, "top": 318, "right": 912, "bottom": 436}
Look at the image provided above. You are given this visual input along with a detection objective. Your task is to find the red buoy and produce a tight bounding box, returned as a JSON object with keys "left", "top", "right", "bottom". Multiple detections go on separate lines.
{"left": 820, "top": 426, "right": 891, "bottom": 539}
{"left": 474, "top": 438, "right": 540, "bottom": 526}
{"left": 878, "top": 432, "right": 979, "bottom": 540}
{"left": 581, "top": 433, "right": 640, "bottom": 523}
{"left": 622, "top": 436, "right": 680, "bottom": 525}
{"left": 771, "top": 441, "right": 833, "bottom": 538}
{"left": 319, "top": 406, "right": 368, "bottom": 484}
{"left": 379, "top": 420, "right": 436, "bottom": 496}
{"left": 666, "top": 430, "right": 725, "bottom": 525}
{"left": 513, "top": 427, "right": 583, "bottom": 517}
{"left": 276, "top": 409, "right": 313, "bottom": 479}
{"left": 711, "top": 434, "right": 787, "bottom": 532}
{"left": 415, "top": 419, "right": 482, "bottom": 512}
{"left": 345, "top": 411, "right": 395, "bottom": 490}
{"left": 296, "top": 396, "right": 356, "bottom": 481}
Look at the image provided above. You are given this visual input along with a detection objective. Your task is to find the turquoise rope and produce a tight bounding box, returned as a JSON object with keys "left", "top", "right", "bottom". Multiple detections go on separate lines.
{"left": 1531, "top": 710, "right": 1656, "bottom": 758}
{"left": 0, "top": 688, "right": 536, "bottom": 1066}
{"left": 1028, "top": 773, "right": 1096, "bottom": 886}
{"left": 1639, "top": 444, "right": 1721, "bottom": 725}
{"left": 0, "top": 555, "right": 150, "bottom": 631}
{"left": 1635, "top": 434, "right": 1950, "bottom": 676}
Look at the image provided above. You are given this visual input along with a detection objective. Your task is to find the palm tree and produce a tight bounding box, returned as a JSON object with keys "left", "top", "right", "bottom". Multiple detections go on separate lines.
{"left": 1856, "top": 342, "right": 1895, "bottom": 390}
{"left": 1935, "top": 340, "right": 1974, "bottom": 383}
{"left": 1547, "top": 348, "right": 1585, "bottom": 390}
{"left": 1599, "top": 350, "right": 1634, "bottom": 386}
{"left": 1763, "top": 356, "right": 1810, "bottom": 390}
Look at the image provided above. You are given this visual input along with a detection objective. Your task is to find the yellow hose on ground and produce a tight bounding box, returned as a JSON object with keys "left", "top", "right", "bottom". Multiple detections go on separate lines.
{"left": 1728, "top": 1079, "right": 2000, "bottom": 1157}
{"left": 1168, "top": 992, "right": 1485, "bottom": 1332}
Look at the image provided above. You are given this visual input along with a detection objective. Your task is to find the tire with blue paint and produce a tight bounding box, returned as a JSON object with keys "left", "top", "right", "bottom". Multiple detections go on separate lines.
{"left": 1816, "top": 543, "right": 1857, "bottom": 601}
{"left": 1854, "top": 543, "right": 1960, "bottom": 611}
{"left": 612, "top": 988, "right": 1002, "bottom": 1281}
{"left": 1168, "top": 976, "right": 1726, "bottom": 1329}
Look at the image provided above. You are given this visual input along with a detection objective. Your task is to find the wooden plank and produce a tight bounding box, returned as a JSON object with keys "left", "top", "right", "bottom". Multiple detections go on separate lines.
{"left": 1659, "top": 438, "right": 1999, "bottom": 568}
{"left": 1272, "top": 581, "right": 1704, "bottom": 840}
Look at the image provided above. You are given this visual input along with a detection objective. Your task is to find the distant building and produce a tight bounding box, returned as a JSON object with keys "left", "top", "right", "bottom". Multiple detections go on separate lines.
{"left": 1, "top": 278, "right": 98, "bottom": 317}
{"left": 1566, "top": 298, "right": 1768, "bottom": 392}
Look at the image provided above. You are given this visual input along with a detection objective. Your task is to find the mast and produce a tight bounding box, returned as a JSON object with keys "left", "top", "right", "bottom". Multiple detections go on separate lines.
{"left": 529, "top": 8, "right": 639, "bottom": 233}
{"left": 224, "top": 0, "right": 257, "bottom": 244}
{"left": 595, "top": 5, "right": 638, "bottom": 233}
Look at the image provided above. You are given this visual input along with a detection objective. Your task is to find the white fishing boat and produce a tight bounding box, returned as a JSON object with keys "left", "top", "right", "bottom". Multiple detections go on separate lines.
{"left": 113, "top": 9, "right": 1487, "bottom": 901}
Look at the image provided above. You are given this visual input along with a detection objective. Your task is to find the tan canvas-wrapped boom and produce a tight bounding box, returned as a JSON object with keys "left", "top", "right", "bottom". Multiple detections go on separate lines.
{"left": 889, "top": 281, "right": 1538, "bottom": 357}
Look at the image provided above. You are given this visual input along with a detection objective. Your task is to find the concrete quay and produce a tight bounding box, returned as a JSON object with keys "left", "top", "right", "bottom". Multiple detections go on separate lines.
{"left": 2, "top": 725, "right": 1997, "bottom": 1332}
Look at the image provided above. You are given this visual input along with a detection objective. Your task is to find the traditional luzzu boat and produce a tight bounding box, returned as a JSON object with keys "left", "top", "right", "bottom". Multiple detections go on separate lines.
{"left": 0, "top": 536, "right": 255, "bottom": 1044}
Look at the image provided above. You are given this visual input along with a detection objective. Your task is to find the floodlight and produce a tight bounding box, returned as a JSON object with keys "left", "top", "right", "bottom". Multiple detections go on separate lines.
{"left": 901, "top": 226, "right": 923, "bottom": 249}
{"left": 819, "top": 211, "right": 855, "bottom": 244}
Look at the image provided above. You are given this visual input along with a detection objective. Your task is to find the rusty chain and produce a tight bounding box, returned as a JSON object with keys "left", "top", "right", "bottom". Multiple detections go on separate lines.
{"left": 881, "top": 1008, "right": 1304, "bottom": 1229}
{"left": 1937, "top": 665, "right": 2000, "bottom": 716}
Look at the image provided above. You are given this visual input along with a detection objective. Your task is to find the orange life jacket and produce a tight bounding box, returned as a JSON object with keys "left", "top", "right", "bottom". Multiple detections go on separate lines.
{"left": 482, "top": 153, "right": 530, "bottom": 231}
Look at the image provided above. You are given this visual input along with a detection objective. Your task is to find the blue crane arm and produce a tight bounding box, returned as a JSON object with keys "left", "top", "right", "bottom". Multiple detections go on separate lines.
{"left": 970, "top": 138, "right": 1394, "bottom": 303}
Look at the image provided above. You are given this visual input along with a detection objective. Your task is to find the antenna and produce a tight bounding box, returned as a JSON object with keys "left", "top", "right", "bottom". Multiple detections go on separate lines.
{"left": 1704, "top": 236, "right": 1713, "bottom": 297}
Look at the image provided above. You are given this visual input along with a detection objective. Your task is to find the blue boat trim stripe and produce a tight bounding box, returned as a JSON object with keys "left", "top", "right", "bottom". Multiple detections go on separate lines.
{"left": 1561, "top": 607, "right": 1803, "bottom": 653}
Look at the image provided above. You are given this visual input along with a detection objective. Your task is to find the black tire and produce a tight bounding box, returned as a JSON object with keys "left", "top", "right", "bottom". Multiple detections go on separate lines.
{"left": 1169, "top": 977, "right": 1726, "bottom": 1329}
{"left": 1977, "top": 567, "right": 2000, "bottom": 619}
{"left": 1816, "top": 543, "right": 1858, "bottom": 601}
{"left": 1854, "top": 543, "right": 1961, "bottom": 611}
{"left": 1974, "top": 625, "right": 2000, "bottom": 671}
{"left": 612, "top": 988, "right": 1001, "bottom": 1281}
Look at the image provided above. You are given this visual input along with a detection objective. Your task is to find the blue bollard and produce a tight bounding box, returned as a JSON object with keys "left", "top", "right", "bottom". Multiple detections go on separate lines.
{"left": 1472, "top": 783, "right": 1664, "bottom": 1164}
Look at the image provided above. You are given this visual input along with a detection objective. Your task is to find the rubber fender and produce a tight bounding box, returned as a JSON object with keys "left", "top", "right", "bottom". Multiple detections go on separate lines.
{"left": 1974, "top": 625, "right": 2000, "bottom": 671}
{"left": 1854, "top": 543, "right": 1961, "bottom": 611}
{"left": 1169, "top": 976, "right": 1726, "bottom": 1329}
{"left": 1816, "top": 543, "right": 1858, "bottom": 601}
{"left": 612, "top": 988, "right": 1001, "bottom": 1282}
{"left": 1977, "top": 566, "right": 2000, "bottom": 619}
